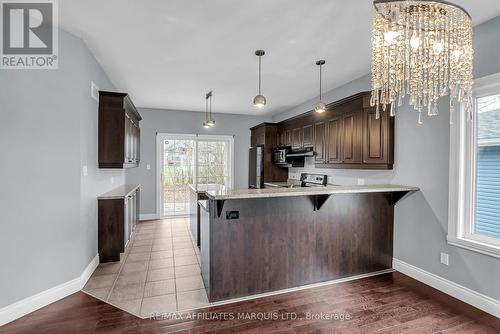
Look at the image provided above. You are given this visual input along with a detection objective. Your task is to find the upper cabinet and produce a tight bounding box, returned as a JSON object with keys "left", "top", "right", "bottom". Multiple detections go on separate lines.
{"left": 274, "top": 92, "right": 394, "bottom": 170}
{"left": 99, "top": 91, "right": 142, "bottom": 169}
{"left": 362, "top": 103, "right": 393, "bottom": 166}
{"left": 313, "top": 122, "right": 326, "bottom": 163}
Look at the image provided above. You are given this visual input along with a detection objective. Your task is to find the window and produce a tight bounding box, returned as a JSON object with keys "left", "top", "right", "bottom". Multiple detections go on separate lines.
{"left": 196, "top": 140, "right": 230, "bottom": 186}
{"left": 448, "top": 73, "right": 500, "bottom": 258}
{"left": 157, "top": 134, "right": 234, "bottom": 218}
{"left": 475, "top": 94, "right": 500, "bottom": 239}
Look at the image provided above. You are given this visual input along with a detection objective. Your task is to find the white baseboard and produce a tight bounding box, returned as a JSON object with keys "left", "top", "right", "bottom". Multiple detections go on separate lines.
{"left": 393, "top": 258, "right": 500, "bottom": 318}
{"left": 0, "top": 254, "right": 99, "bottom": 326}
{"left": 140, "top": 213, "right": 159, "bottom": 221}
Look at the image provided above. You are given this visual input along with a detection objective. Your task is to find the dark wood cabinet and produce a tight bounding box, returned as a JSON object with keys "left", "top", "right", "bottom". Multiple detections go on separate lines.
{"left": 363, "top": 106, "right": 393, "bottom": 165}
{"left": 313, "top": 122, "right": 326, "bottom": 163}
{"left": 98, "top": 185, "right": 140, "bottom": 263}
{"left": 250, "top": 123, "right": 288, "bottom": 183}
{"left": 326, "top": 116, "right": 343, "bottom": 164}
{"left": 272, "top": 92, "right": 393, "bottom": 170}
{"left": 302, "top": 124, "right": 313, "bottom": 147}
{"left": 99, "top": 91, "right": 141, "bottom": 169}
{"left": 251, "top": 92, "right": 393, "bottom": 170}
{"left": 342, "top": 110, "right": 363, "bottom": 164}
{"left": 285, "top": 130, "right": 292, "bottom": 146}
{"left": 291, "top": 128, "right": 302, "bottom": 148}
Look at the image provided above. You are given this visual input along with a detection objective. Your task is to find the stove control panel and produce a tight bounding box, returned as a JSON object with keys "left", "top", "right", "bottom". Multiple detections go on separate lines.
{"left": 300, "top": 173, "right": 328, "bottom": 186}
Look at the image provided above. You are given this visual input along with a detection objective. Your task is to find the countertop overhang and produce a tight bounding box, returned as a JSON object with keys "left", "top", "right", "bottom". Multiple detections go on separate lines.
{"left": 205, "top": 184, "right": 419, "bottom": 200}
{"left": 98, "top": 184, "right": 141, "bottom": 199}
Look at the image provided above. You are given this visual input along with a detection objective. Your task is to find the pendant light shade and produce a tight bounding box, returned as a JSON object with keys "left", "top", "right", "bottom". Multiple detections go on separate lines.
{"left": 314, "top": 101, "right": 326, "bottom": 114}
{"left": 314, "top": 60, "right": 326, "bottom": 113}
{"left": 253, "top": 94, "right": 267, "bottom": 108}
{"left": 253, "top": 50, "right": 266, "bottom": 108}
{"left": 370, "top": 0, "right": 473, "bottom": 124}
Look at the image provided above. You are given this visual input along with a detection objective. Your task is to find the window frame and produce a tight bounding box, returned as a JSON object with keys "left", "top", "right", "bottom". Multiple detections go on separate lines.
{"left": 448, "top": 72, "right": 500, "bottom": 258}
{"left": 156, "top": 133, "right": 235, "bottom": 218}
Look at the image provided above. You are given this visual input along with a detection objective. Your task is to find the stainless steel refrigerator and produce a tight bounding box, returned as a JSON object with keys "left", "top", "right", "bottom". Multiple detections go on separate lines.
{"left": 248, "top": 145, "right": 264, "bottom": 189}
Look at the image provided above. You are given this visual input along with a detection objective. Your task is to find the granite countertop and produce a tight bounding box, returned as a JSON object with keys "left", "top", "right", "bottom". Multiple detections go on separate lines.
{"left": 188, "top": 184, "right": 228, "bottom": 193}
{"left": 98, "top": 184, "right": 141, "bottom": 199}
{"left": 205, "top": 184, "right": 419, "bottom": 200}
{"left": 264, "top": 180, "right": 302, "bottom": 188}
{"left": 198, "top": 200, "right": 208, "bottom": 210}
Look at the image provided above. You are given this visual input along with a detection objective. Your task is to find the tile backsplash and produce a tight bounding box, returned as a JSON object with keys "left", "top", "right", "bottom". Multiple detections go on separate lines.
{"left": 288, "top": 157, "right": 395, "bottom": 185}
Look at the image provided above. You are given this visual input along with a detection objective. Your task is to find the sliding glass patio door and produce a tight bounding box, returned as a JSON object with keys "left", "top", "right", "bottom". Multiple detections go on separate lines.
{"left": 158, "top": 134, "right": 233, "bottom": 218}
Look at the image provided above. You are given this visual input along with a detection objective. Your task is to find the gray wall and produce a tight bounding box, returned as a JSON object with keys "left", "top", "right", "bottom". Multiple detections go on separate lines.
{"left": 0, "top": 30, "right": 122, "bottom": 307}
{"left": 274, "top": 16, "right": 500, "bottom": 301}
{"left": 126, "top": 108, "right": 270, "bottom": 215}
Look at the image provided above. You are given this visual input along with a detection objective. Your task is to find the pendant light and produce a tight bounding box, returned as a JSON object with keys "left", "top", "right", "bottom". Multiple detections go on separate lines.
{"left": 370, "top": 0, "right": 473, "bottom": 124}
{"left": 202, "top": 92, "right": 210, "bottom": 128}
{"left": 314, "top": 60, "right": 326, "bottom": 113}
{"left": 253, "top": 50, "right": 267, "bottom": 108}
{"left": 206, "top": 91, "right": 215, "bottom": 127}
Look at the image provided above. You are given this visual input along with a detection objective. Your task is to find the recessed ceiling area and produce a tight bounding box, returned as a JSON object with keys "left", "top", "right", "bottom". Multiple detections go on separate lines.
{"left": 60, "top": 0, "right": 500, "bottom": 115}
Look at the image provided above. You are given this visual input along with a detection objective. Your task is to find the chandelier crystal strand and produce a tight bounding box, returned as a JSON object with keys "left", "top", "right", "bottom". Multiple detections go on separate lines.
{"left": 371, "top": 0, "right": 473, "bottom": 124}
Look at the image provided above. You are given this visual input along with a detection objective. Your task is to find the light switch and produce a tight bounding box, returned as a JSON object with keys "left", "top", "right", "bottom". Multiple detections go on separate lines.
{"left": 146, "top": 164, "right": 151, "bottom": 170}
{"left": 440, "top": 252, "right": 449, "bottom": 266}
{"left": 91, "top": 81, "right": 99, "bottom": 101}
{"left": 110, "top": 177, "right": 114, "bottom": 184}
{"left": 82, "top": 165, "right": 88, "bottom": 177}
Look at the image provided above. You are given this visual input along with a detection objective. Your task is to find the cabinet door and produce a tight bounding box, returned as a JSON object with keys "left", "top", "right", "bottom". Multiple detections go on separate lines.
{"left": 124, "top": 198, "right": 129, "bottom": 247}
{"left": 363, "top": 108, "right": 389, "bottom": 164}
{"left": 136, "top": 126, "right": 141, "bottom": 163}
{"left": 250, "top": 132, "right": 265, "bottom": 147}
{"left": 342, "top": 111, "right": 362, "bottom": 164}
{"left": 302, "top": 124, "right": 313, "bottom": 147}
{"left": 314, "top": 122, "right": 326, "bottom": 163}
{"left": 124, "top": 116, "right": 130, "bottom": 163}
{"left": 285, "top": 130, "right": 292, "bottom": 146}
{"left": 291, "top": 128, "right": 302, "bottom": 148}
{"left": 327, "top": 116, "right": 343, "bottom": 164}
{"left": 126, "top": 116, "right": 135, "bottom": 164}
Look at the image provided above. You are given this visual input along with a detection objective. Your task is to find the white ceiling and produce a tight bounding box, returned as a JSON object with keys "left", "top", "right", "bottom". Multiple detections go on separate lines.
{"left": 60, "top": 0, "right": 500, "bottom": 116}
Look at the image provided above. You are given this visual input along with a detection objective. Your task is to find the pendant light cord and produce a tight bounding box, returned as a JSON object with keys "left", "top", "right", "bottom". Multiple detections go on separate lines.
{"left": 209, "top": 92, "right": 212, "bottom": 119}
{"left": 319, "top": 63, "right": 323, "bottom": 101}
{"left": 258, "top": 55, "right": 262, "bottom": 95}
{"left": 205, "top": 95, "right": 209, "bottom": 121}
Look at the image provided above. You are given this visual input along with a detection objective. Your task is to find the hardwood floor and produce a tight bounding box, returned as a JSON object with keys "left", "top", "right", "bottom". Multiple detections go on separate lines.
{"left": 1, "top": 272, "right": 499, "bottom": 334}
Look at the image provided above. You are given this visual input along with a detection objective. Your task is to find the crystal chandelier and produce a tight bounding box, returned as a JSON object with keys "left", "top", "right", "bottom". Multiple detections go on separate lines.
{"left": 370, "top": 0, "right": 473, "bottom": 124}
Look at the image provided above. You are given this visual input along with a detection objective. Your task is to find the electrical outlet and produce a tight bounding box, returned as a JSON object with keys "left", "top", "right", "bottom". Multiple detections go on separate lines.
{"left": 440, "top": 252, "right": 449, "bottom": 266}
{"left": 82, "top": 165, "right": 88, "bottom": 177}
{"left": 357, "top": 178, "right": 365, "bottom": 185}
{"left": 146, "top": 164, "right": 151, "bottom": 170}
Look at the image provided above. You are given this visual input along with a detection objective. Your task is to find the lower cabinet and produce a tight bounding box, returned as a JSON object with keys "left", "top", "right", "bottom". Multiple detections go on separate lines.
{"left": 98, "top": 185, "right": 140, "bottom": 263}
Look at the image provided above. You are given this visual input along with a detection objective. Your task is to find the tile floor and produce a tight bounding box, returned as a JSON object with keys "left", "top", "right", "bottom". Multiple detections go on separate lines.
{"left": 82, "top": 218, "right": 209, "bottom": 318}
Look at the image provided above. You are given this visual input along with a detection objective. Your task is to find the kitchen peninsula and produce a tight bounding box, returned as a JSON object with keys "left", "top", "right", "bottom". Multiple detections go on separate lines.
{"left": 198, "top": 184, "right": 418, "bottom": 302}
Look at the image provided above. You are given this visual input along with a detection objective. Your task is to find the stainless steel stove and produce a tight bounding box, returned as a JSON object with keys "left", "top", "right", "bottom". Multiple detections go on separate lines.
{"left": 300, "top": 173, "right": 328, "bottom": 187}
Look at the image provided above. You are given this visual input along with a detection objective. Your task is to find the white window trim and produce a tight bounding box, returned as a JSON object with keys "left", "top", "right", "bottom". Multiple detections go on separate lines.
{"left": 156, "top": 133, "right": 235, "bottom": 218}
{"left": 447, "top": 72, "right": 500, "bottom": 259}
